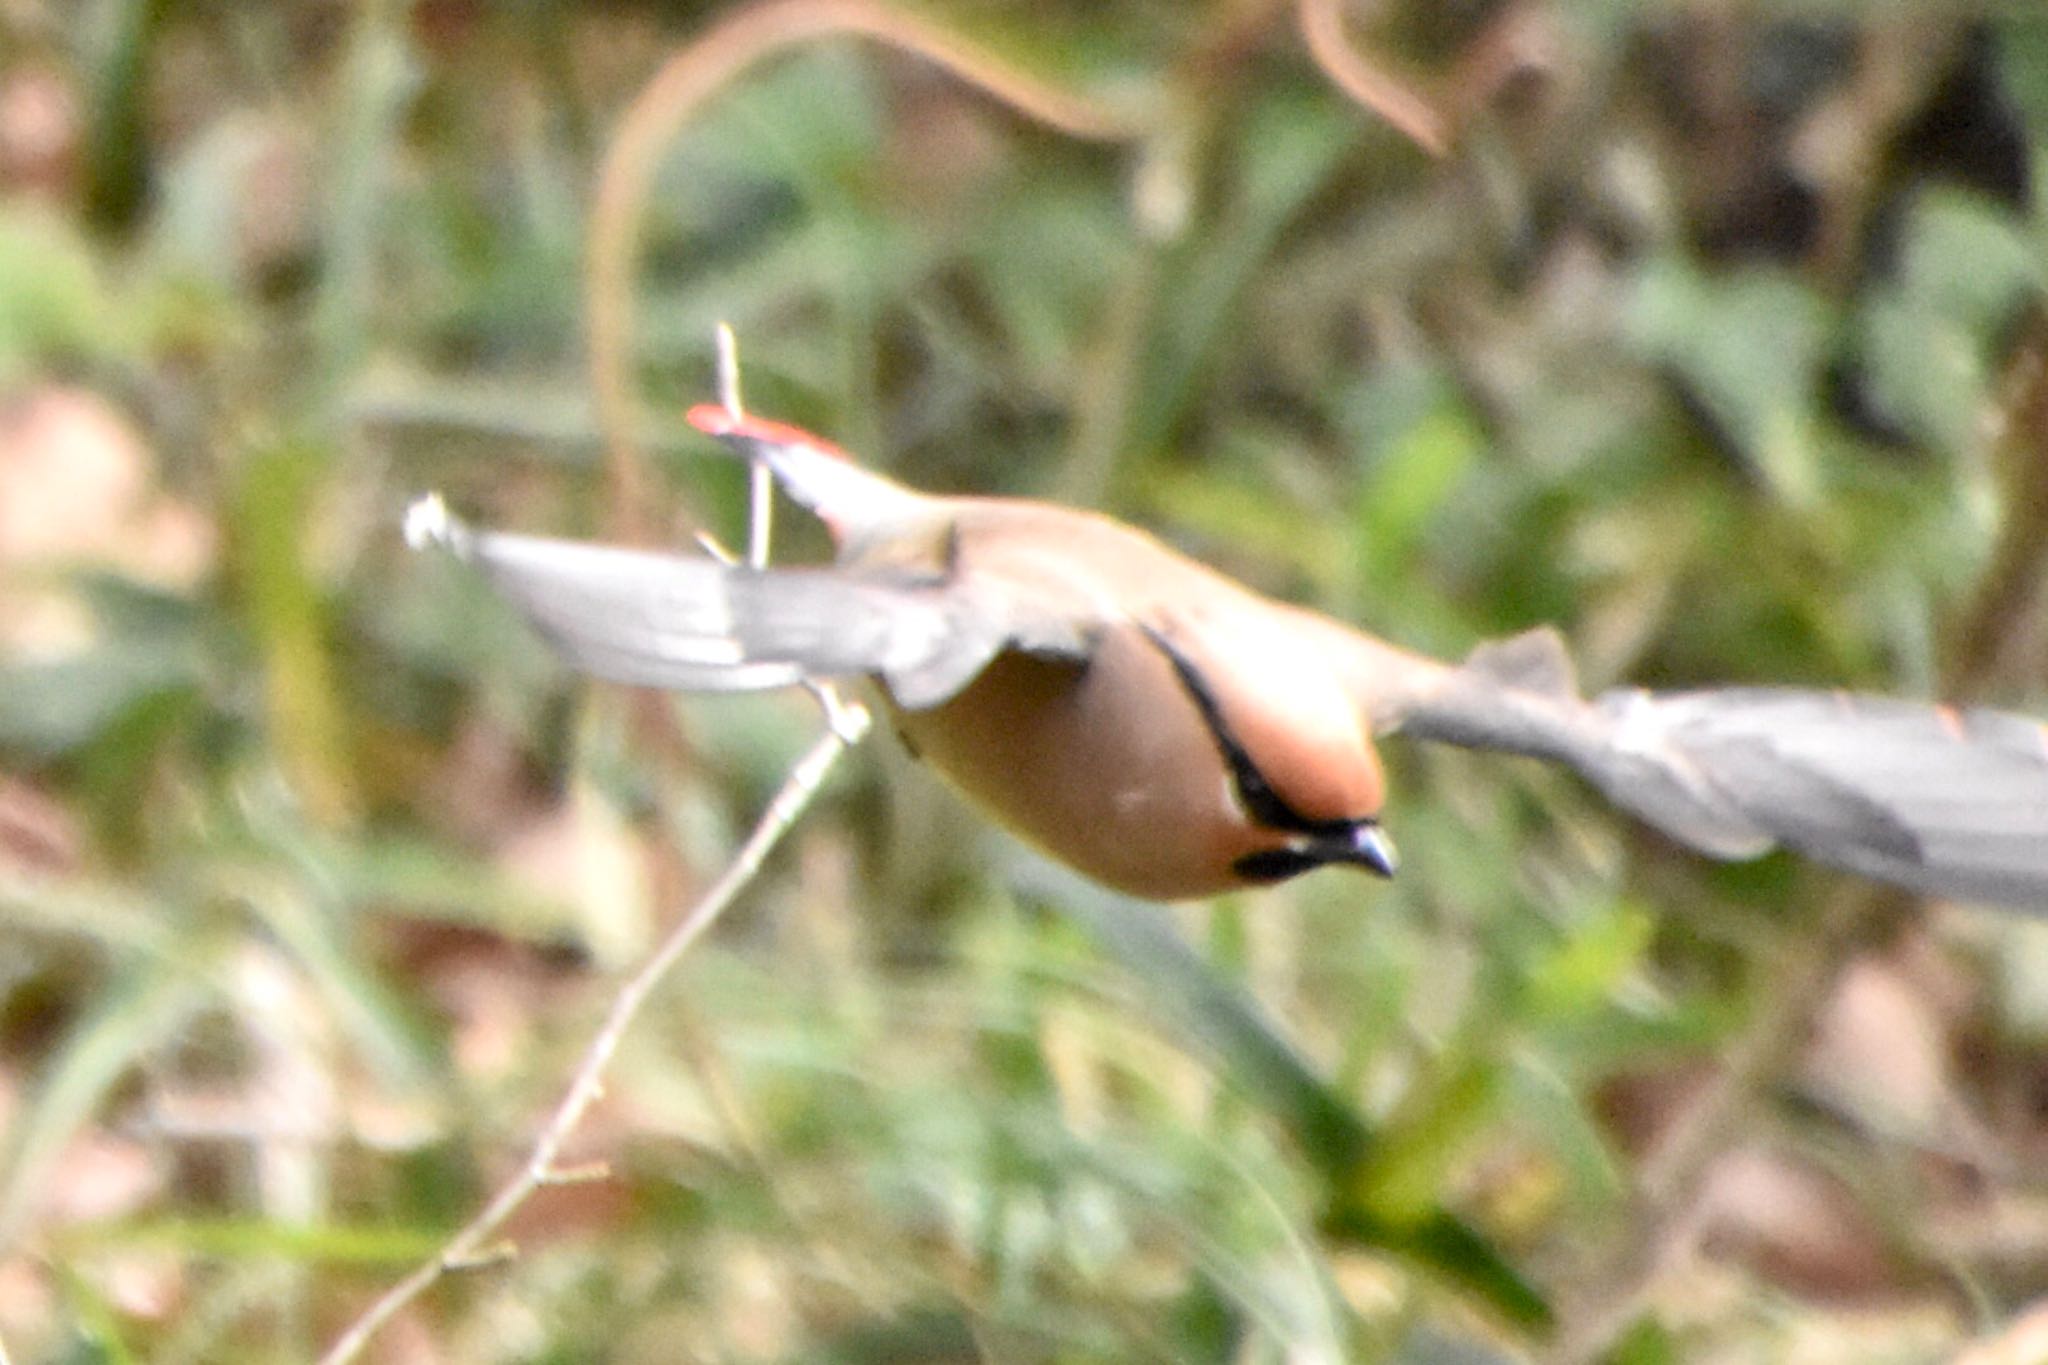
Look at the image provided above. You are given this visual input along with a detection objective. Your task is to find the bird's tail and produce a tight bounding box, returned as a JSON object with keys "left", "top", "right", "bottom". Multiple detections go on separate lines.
{"left": 683, "top": 405, "right": 933, "bottom": 548}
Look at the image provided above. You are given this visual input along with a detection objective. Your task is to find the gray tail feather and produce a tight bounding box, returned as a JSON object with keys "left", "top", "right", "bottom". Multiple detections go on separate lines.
{"left": 696, "top": 430, "right": 932, "bottom": 546}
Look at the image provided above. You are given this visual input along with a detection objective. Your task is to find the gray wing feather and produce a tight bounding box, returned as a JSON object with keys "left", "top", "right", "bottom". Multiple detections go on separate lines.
{"left": 411, "top": 502, "right": 1060, "bottom": 708}
{"left": 1396, "top": 630, "right": 2048, "bottom": 911}
{"left": 1611, "top": 689, "right": 2048, "bottom": 909}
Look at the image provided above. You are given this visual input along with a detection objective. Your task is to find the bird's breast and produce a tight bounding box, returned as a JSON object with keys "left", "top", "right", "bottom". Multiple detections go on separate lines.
{"left": 891, "top": 626, "right": 1292, "bottom": 900}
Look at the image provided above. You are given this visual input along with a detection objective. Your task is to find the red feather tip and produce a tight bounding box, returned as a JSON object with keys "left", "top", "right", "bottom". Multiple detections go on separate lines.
{"left": 684, "top": 404, "right": 854, "bottom": 462}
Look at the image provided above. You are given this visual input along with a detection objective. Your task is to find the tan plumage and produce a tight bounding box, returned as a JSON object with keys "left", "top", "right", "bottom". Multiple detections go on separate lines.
{"left": 407, "top": 408, "right": 2048, "bottom": 911}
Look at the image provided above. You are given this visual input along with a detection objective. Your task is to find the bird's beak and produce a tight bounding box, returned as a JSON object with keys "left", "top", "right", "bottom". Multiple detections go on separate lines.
{"left": 1346, "top": 824, "right": 1399, "bottom": 878}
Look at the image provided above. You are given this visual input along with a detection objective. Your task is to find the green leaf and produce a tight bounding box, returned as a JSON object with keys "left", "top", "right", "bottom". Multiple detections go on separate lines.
{"left": 322, "top": 832, "right": 585, "bottom": 947}
{"left": 1521, "top": 901, "right": 1655, "bottom": 1022}
{"left": 1845, "top": 190, "right": 2041, "bottom": 453}
{"left": 229, "top": 436, "right": 358, "bottom": 827}
{"left": 51, "top": 1254, "right": 144, "bottom": 1365}
{"left": 80, "top": 0, "right": 170, "bottom": 231}
{"left": 1322, "top": 1202, "right": 1553, "bottom": 1331}
{"left": 1354, "top": 395, "right": 1485, "bottom": 586}
{"left": 0, "top": 873, "right": 177, "bottom": 959}
{"left": 229, "top": 821, "right": 440, "bottom": 1092}
{"left": 0, "top": 207, "right": 124, "bottom": 384}
{"left": 1041, "top": 880, "right": 1369, "bottom": 1169}
{"left": 1345, "top": 1053, "right": 1506, "bottom": 1227}
{"left": 57, "top": 1215, "right": 445, "bottom": 1264}
{"left": 1626, "top": 257, "right": 1828, "bottom": 503}
{"left": 314, "top": 3, "right": 422, "bottom": 371}
{"left": 787, "top": 1305, "right": 980, "bottom": 1365}
{"left": 1023, "top": 867, "right": 1550, "bottom": 1331}
{"left": 0, "top": 951, "right": 215, "bottom": 1247}
{"left": 0, "top": 635, "right": 206, "bottom": 760}
{"left": 1125, "top": 89, "right": 1358, "bottom": 458}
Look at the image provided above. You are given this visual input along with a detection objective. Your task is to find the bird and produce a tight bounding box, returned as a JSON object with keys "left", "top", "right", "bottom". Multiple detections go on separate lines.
{"left": 407, "top": 405, "right": 2048, "bottom": 911}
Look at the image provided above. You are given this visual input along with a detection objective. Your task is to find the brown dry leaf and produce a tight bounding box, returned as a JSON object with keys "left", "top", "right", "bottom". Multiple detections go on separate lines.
{"left": 391, "top": 921, "right": 583, "bottom": 1089}
{"left": 495, "top": 782, "right": 652, "bottom": 971}
{"left": 1948, "top": 1299, "right": 2048, "bottom": 1365}
{"left": 716, "top": 1244, "right": 800, "bottom": 1360}
{"left": 97, "top": 1251, "right": 183, "bottom": 1320}
{"left": 162, "top": 113, "right": 315, "bottom": 287}
{"left": 1041, "top": 1004, "right": 1109, "bottom": 1135}
{"left": 883, "top": 71, "right": 1008, "bottom": 224}
{"left": 1594, "top": 1061, "right": 1719, "bottom": 1156}
{"left": 0, "top": 1254, "right": 56, "bottom": 1356}
{"left": 42, "top": 1131, "right": 166, "bottom": 1226}
{"left": 0, "top": 387, "right": 213, "bottom": 653}
{"left": 0, "top": 64, "right": 78, "bottom": 197}
{"left": 497, "top": 1174, "right": 635, "bottom": 1261}
{"left": 426, "top": 711, "right": 546, "bottom": 846}
{"left": 1766, "top": 1303, "right": 1964, "bottom": 1365}
{"left": 12, "top": 1130, "right": 184, "bottom": 1330}
{"left": 1697, "top": 1145, "right": 1907, "bottom": 1302}
{"left": 1804, "top": 951, "right": 1990, "bottom": 1160}
{"left": 0, "top": 774, "right": 81, "bottom": 875}
{"left": 431, "top": 942, "right": 554, "bottom": 1084}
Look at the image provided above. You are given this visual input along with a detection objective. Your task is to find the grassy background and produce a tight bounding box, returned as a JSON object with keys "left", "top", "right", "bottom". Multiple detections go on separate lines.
{"left": 4, "top": 1, "right": 2048, "bottom": 1360}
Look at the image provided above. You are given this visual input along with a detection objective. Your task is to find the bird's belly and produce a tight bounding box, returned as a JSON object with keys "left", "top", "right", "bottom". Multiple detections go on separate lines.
{"left": 891, "top": 635, "right": 1265, "bottom": 900}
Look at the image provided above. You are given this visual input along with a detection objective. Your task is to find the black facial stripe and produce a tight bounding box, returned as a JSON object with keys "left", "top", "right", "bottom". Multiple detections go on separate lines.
{"left": 1233, "top": 848, "right": 1325, "bottom": 883}
{"left": 1139, "top": 622, "right": 1357, "bottom": 838}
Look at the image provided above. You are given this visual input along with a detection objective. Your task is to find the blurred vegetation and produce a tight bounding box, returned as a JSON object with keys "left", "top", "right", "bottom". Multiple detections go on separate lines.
{"left": 3, "top": 1, "right": 2048, "bottom": 1361}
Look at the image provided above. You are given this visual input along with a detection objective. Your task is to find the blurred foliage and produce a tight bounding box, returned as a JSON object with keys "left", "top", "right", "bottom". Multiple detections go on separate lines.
{"left": 3, "top": 0, "right": 2048, "bottom": 1361}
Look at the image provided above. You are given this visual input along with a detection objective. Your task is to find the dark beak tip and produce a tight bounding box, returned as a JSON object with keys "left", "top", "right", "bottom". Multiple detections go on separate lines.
{"left": 1353, "top": 825, "right": 1399, "bottom": 879}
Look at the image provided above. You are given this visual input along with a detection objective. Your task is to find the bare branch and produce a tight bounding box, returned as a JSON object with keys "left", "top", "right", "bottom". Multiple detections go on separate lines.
{"left": 316, "top": 702, "right": 870, "bottom": 1365}
{"left": 587, "top": 0, "right": 1149, "bottom": 545}
{"left": 714, "top": 321, "right": 745, "bottom": 416}
{"left": 327, "top": 339, "right": 872, "bottom": 1362}
{"left": 716, "top": 321, "right": 774, "bottom": 571}
{"left": 1296, "top": 0, "right": 1449, "bottom": 157}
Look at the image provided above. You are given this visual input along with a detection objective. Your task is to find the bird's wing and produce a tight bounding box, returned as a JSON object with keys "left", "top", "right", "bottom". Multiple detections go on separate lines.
{"left": 1598, "top": 687, "right": 2048, "bottom": 909}
{"left": 405, "top": 496, "right": 1089, "bottom": 709}
{"left": 1389, "top": 627, "right": 2048, "bottom": 912}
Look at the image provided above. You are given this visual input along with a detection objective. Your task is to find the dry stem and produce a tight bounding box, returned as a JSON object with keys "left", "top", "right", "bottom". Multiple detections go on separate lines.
{"left": 586, "top": 0, "right": 1149, "bottom": 544}
{"left": 325, "top": 333, "right": 871, "bottom": 1362}
{"left": 316, "top": 704, "right": 867, "bottom": 1365}
{"left": 1296, "top": 0, "right": 1449, "bottom": 157}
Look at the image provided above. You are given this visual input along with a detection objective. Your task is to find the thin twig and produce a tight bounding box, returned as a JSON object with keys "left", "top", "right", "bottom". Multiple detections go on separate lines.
{"left": 328, "top": 336, "right": 871, "bottom": 1362}
{"left": 316, "top": 704, "right": 868, "bottom": 1365}
{"left": 717, "top": 321, "right": 774, "bottom": 570}
{"left": 1296, "top": 0, "right": 1449, "bottom": 157}
{"left": 1947, "top": 333, "right": 2048, "bottom": 689}
{"left": 693, "top": 525, "right": 866, "bottom": 735}
{"left": 699, "top": 325, "right": 862, "bottom": 731}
